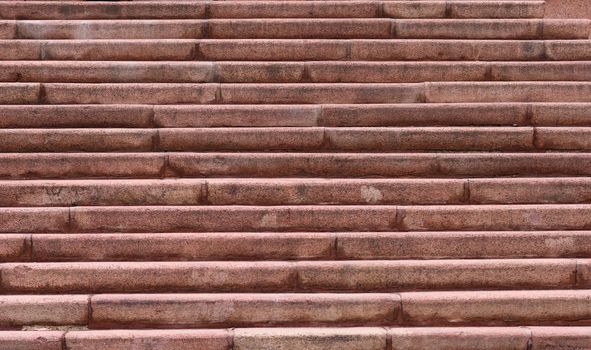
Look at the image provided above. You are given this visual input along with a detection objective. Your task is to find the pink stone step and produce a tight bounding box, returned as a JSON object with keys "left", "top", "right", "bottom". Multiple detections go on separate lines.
{"left": 0, "top": 295, "right": 88, "bottom": 329}
{"left": 3, "top": 39, "right": 591, "bottom": 61}
{"left": 89, "top": 293, "right": 400, "bottom": 328}
{"left": 16, "top": 19, "right": 392, "bottom": 39}
{"left": 66, "top": 205, "right": 399, "bottom": 233}
{"left": 530, "top": 327, "right": 591, "bottom": 350}
{"left": 338, "top": 231, "right": 591, "bottom": 260}
{"left": 0, "top": 129, "right": 156, "bottom": 152}
{"left": 6, "top": 82, "right": 591, "bottom": 105}
{"left": 7, "top": 231, "right": 589, "bottom": 262}
{"left": 233, "top": 328, "right": 387, "bottom": 350}
{"left": 0, "top": 105, "right": 154, "bottom": 128}
{"left": 0, "top": 259, "right": 575, "bottom": 293}
{"left": 12, "top": 19, "right": 589, "bottom": 40}
{"left": 0, "top": 234, "right": 29, "bottom": 261}
{"left": 0, "top": 261, "right": 297, "bottom": 293}
{"left": 0, "top": 178, "right": 465, "bottom": 206}
{"left": 397, "top": 204, "right": 591, "bottom": 231}
{"left": 4, "top": 327, "right": 591, "bottom": 350}
{"left": 0, "top": 1, "right": 207, "bottom": 20}
{"left": 1, "top": 204, "right": 589, "bottom": 233}
{"left": 155, "top": 105, "right": 320, "bottom": 127}
{"left": 167, "top": 153, "right": 591, "bottom": 178}
{"left": 392, "top": 19, "right": 590, "bottom": 39}
{"left": 0, "top": 1, "right": 545, "bottom": 20}
{"left": 0, "top": 331, "right": 64, "bottom": 350}
{"left": 401, "top": 290, "right": 591, "bottom": 326}
{"left": 65, "top": 330, "right": 231, "bottom": 350}
{"left": 388, "top": 327, "right": 530, "bottom": 350}
{"left": 2, "top": 152, "right": 590, "bottom": 180}
{"left": 5, "top": 61, "right": 591, "bottom": 83}
{"left": 41, "top": 83, "right": 218, "bottom": 104}
{"left": 323, "top": 103, "right": 591, "bottom": 127}
{"left": 468, "top": 177, "right": 591, "bottom": 204}
{"left": 426, "top": 82, "right": 591, "bottom": 103}
{"left": 0, "top": 153, "right": 165, "bottom": 179}
{"left": 159, "top": 127, "right": 535, "bottom": 151}
{"left": 1, "top": 103, "right": 589, "bottom": 129}
{"left": 28, "top": 232, "right": 334, "bottom": 262}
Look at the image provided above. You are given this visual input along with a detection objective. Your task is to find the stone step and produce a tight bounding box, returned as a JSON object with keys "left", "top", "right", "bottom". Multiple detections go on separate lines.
{"left": 3, "top": 39, "right": 591, "bottom": 61}
{"left": 1, "top": 177, "right": 591, "bottom": 206}
{"left": 5, "top": 82, "right": 591, "bottom": 104}
{"left": 2, "top": 327, "right": 590, "bottom": 350}
{"left": 3, "top": 19, "right": 587, "bottom": 40}
{"left": 4, "top": 291, "right": 591, "bottom": 329}
{"left": 4, "top": 61, "right": 591, "bottom": 83}
{"left": 1, "top": 153, "right": 590, "bottom": 179}
{"left": 3, "top": 231, "right": 591, "bottom": 262}
{"left": 93, "top": 291, "right": 587, "bottom": 328}
{"left": 1, "top": 103, "right": 590, "bottom": 128}
{"left": 0, "top": 1, "right": 545, "bottom": 19}
{"left": 0, "top": 259, "right": 581, "bottom": 293}
{"left": 3, "top": 126, "right": 591, "bottom": 152}
{"left": 2, "top": 204, "right": 591, "bottom": 233}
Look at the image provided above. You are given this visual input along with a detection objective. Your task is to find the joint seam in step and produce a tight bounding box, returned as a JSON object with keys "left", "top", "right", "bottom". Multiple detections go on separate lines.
{"left": 384, "top": 326, "right": 392, "bottom": 350}
{"left": 60, "top": 331, "right": 67, "bottom": 350}
{"left": 444, "top": 1, "right": 453, "bottom": 18}
{"left": 228, "top": 328, "right": 235, "bottom": 350}
{"left": 525, "top": 326, "right": 533, "bottom": 350}
{"left": 463, "top": 179, "right": 471, "bottom": 204}
{"left": 27, "top": 234, "right": 33, "bottom": 262}
{"left": 87, "top": 294, "right": 93, "bottom": 329}
{"left": 332, "top": 232, "right": 339, "bottom": 260}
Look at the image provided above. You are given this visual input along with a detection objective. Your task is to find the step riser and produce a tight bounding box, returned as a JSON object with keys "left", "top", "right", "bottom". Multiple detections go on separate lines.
{"left": 1, "top": 153, "right": 590, "bottom": 179}
{"left": 4, "top": 231, "right": 591, "bottom": 262}
{"left": 3, "top": 19, "right": 588, "bottom": 40}
{"left": 5, "top": 83, "right": 591, "bottom": 105}
{"left": 2, "top": 127, "right": 591, "bottom": 152}
{"left": 4, "top": 40, "right": 591, "bottom": 62}
{"left": 4, "top": 327, "right": 591, "bottom": 350}
{"left": 4, "top": 62, "right": 591, "bottom": 83}
{"left": 1, "top": 178, "right": 591, "bottom": 206}
{"left": 0, "top": 1, "right": 546, "bottom": 19}
{"left": 2, "top": 205, "right": 591, "bottom": 233}
{"left": 1, "top": 104, "right": 590, "bottom": 128}
{"left": 0, "top": 260, "right": 580, "bottom": 293}
{"left": 5, "top": 292, "right": 591, "bottom": 329}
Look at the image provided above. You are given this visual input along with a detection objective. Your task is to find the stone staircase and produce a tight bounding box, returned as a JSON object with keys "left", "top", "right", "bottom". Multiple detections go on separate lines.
{"left": 1, "top": 0, "right": 591, "bottom": 349}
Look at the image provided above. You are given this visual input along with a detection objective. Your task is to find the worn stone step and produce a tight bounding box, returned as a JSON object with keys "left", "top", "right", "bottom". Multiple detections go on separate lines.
{"left": 2, "top": 177, "right": 591, "bottom": 207}
{"left": 401, "top": 290, "right": 591, "bottom": 326}
{"left": 88, "top": 290, "right": 591, "bottom": 328}
{"left": 0, "top": 294, "right": 88, "bottom": 329}
{"left": 4, "top": 39, "right": 591, "bottom": 61}
{"left": 165, "top": 153, "right": 591, "bottom": 178}
{"left": 1, "top": 231, "right": 588, "bottom": 262}
{"left": 0, "top": 259, "right": 577, "bottom": 293}
{"left": 25, "top": 232, "right": 335, "bottom": 262}
{"left": 1, "top": 153, "right": 590, "bottom": 179}
{"left": 6, "top": 82, "right": 591, "bottom": 104}
{"left": 5, "top": 127, "right": 588, "bottom": 152}
{"left": 4, "top": 291, "right": 591, "bottom": 329}
{"left": 7, "top": 19, "right": 588, "bottom": 40}
{"left": 5, "top": 61, "right": 591, "bottom": 83}
{"left": 0, "top": 1, "right": 545, "bottom": 19}
{"left": 1, "top": 103, "right": 590, "bottom": 129}
{"left": 0, "top": 178, "right": 464, "bottom": 206}
{"left": 142, "top": 127, "right": 535, "bottom": 152}
{"left": 2, "top": 327, "right": 590, "bottom": 350}
{"left": 89, "top": 293, "right": 400, "bottom": 328}
{"left": 2, "top": 204, "right": 591, "bottom": 233}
